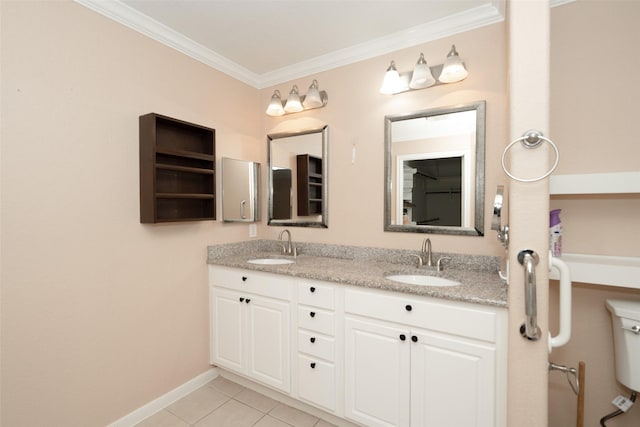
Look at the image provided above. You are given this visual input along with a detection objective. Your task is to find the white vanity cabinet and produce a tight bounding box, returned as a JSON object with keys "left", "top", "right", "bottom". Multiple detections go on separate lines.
{"left": 295, "top": 279, "right": 343, "bottom": 415}
{"left": 209, "top": 266, "right": 292, "bottom": 393}
{"left": 344, "top": 287, "right": 506, "bottom": 427}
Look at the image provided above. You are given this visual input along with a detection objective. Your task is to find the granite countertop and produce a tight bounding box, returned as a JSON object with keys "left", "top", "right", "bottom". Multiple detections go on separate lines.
{"left": 207, "top": 241, "right": 508, "bottom": 308}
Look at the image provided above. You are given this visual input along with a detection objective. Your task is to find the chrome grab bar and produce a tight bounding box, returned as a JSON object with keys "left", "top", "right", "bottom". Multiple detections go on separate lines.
{"left": 549, "top": 254, "right": 572, "bottom": 352}
{"left": 518, "top": 249, "right": 541, "bottom": 341}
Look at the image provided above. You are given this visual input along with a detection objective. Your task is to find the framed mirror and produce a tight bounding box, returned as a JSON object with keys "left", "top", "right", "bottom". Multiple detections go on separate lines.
{"left": 267, "top": 126, "right": 328, "bottom": 228}
{"left": 384, "top": 101, "right": 485, "bottom": 236}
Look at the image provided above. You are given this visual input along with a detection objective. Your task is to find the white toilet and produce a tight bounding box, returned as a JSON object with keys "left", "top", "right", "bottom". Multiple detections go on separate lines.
{"left": 606, "top": 299, "right": 640, "bottom": 392}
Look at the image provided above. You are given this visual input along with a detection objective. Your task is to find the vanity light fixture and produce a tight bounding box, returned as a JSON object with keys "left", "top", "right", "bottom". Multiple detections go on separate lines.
{"left": 409, "top": 53, "right": 436, "bottom": 89}
{"left": 266, "top": 80, "right": 328, "bottom": 116}
{"left": 266, "top": 90, "right": 286, "bottom": 116}
{"left": 284, "top": 85, "right": 303, "bottom": 113}
{"left": 302, "top": 80, "right": 323, "bottom": 109}
{"left": 379, "top": 61, "right": 401, "bottom": 94}
{"left": 380, "top": 44, "right": 469, "bottom": 95}
{"left": 439, "top": 45, "right": 469, "bottom": 83}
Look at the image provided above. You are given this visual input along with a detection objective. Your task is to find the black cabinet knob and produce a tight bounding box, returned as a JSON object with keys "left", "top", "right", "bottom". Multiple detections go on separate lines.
{"left": 242, "top": 276, "right": 248, "bottom": 282}
{"left": 405, "top": 305, "right": 413, "bottom": 312}
{"left": 310, "top": 286, "right": 316, "bottom": 293}
{"left": 310, "top": 337, "right": 316, "bottom": 343}
{"left": 411, "top": 335, "right": 418, "bottom": 342}
{"left": 239, "top": 297, "right": 245, "bottom": 302}
{"left": 399, "top": 334, "right": 406, "bottom": 341}
{"left": 310, "top": 362, "right": 316, "bottom": 369}
{"left": 310, "top": 311, "right": 316, "bottom": 318}
{"left": 245, "top": 299, "right": 251, "bottom": 304}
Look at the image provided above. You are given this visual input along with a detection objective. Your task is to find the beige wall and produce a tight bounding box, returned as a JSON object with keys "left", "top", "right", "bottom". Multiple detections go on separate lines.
{"left": 0, "top": 2, "right": 263, "bottom": 425}
{"left": 548, "top": 1, "right": 640, "bottom": 426}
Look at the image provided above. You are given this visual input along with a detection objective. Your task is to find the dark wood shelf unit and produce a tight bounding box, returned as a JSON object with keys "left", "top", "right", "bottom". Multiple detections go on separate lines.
{"left": 296, "top": 154, "right": 323, "bottom": 216}
{"left": 140, "top": 113, "right": 216, "bottom": 223}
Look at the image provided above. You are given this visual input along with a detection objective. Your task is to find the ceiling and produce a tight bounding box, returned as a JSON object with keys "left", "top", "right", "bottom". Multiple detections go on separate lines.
{"left": 76, "top": 0, "right": 506, "bottom": 88}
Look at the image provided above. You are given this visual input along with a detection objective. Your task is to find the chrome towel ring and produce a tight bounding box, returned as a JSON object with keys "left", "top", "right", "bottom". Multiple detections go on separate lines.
{"left": 501, "top": 130, "right": 559, "bottom": 182}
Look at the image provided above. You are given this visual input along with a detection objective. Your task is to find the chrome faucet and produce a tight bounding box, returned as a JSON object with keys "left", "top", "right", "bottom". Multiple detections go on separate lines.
{"left": 422, "top": 238, "right": 435, "bottom": 267}
{"left": 278, "top": 229, "right": 294, "bottom": 256}
{"left": 411, "top": 239, "right": 450, "bottom": 271}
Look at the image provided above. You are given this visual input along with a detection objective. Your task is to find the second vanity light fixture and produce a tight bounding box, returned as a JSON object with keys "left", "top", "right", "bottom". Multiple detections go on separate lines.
{"left": 266, "top": 79, "right": 328, "bottom": 116}
{"left": 380, "top": 45, "right": 469, "bottom": 95}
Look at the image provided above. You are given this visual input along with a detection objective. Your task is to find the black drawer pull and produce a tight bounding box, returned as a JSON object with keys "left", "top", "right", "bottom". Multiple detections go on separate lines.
{"left": 245, "top": 298, "right": 251, "bottom": 304}
{"left": 242, "top": 276, "right": 248, "bottom": 282}
{"left": 310, "top": 311, "right": 316, "bottom": 318}
{"left": 405, "top": 304, "right": 412, "bottom": 312}
{"left": 399, "top": 334, "right": 406, "bottom": 341}
{"left": 310, "top": 337, "right": 316, "bottom": 343}
{"left": 239, "top": 297, "right": 245, "bottom": 302}
{"left": 310, "top": 286, "right": 316, "bottom": 293}
{"left": 411, "top": 335, "right": 418, "bottom": 342}
{"left": 310, "top": 362, "right": 316, "bottom": 369}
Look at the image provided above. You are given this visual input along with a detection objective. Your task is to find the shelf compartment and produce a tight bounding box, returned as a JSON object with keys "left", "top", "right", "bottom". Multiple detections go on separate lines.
{"left": 155, "top": 116, "right": 214, "bottom": 155}
{"left": 155, "top": 198, "right": 215, "bottom": 222}
{"left": 156, "top": 168, "right": 214, "bottom": 194}
{"left": 549, "top": 253, "right": 640, "bottom": 289}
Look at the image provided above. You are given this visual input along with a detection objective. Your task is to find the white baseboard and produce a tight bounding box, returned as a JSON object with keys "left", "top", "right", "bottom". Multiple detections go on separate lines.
{"left": 107, "top": 367, "right": 219, "bottom": 427}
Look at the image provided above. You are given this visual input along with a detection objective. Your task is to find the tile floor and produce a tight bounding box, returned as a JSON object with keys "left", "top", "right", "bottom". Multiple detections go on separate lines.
{"left": 135, "top": 376, "right": 336, "bottom": 427}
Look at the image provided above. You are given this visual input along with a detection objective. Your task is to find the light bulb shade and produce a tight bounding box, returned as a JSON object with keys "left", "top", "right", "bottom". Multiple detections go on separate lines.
{"left": 409, "top": 53, "right": 436, "bottom": 89}
{"left": 266, "top": 90, "right": 285, "bottom": 116}
{"left": 284, "top": 85, "right": 303, "bottom": 113}
{"left": 438, "top": 45, "right": 468, "bottom": 84}
{"left": 303, "top": 79, "right": 323, "bottom": 108}
{"left": 380, "top": 61, "right": 401, "bottom": 94}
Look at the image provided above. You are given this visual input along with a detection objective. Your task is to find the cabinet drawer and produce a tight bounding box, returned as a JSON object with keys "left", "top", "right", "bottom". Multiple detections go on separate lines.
{"left": 210, "top": 266, "right": 292, "bottom": 300}
{"left": 345, "top": 288, "right": 499, "bottom": 342}
{"left": 298, "top": 306, "right": 335, "bottom": 335}
{"left": 298, "top": 280, "right": 335, "bottom": 309}
{"left": 297, "top": 354, "right": 336, "bottom": 413}
{"left": 298, "top": 330, "right": 335, "bottom": 361}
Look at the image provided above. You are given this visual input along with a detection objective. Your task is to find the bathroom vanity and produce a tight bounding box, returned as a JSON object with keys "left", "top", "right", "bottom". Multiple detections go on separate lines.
{"left": 208, "top": 242, "right": 507, "bottom": 427}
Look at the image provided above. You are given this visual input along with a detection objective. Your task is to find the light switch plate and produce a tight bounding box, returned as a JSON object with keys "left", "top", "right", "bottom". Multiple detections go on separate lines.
{"left": 249, "top": 223, "right": 257, "bottom": 237}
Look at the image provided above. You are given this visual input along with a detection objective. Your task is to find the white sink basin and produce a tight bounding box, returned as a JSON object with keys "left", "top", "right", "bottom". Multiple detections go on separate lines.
{"left": 247, "top": 258, "right": 295, "bottom": 265}
{"left": 385, "top": 274, "right": 461, "bottom": 287}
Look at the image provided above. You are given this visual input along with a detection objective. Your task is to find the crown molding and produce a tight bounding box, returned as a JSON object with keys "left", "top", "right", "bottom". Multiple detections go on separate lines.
{"left": 74, "top": 0, "right": 262, "bottom": 87}
{"left": 259, "top": 3, "right": 505, "bottom": 88}
{"left": 75, "top": 0, "right": 508, "bottom": 89}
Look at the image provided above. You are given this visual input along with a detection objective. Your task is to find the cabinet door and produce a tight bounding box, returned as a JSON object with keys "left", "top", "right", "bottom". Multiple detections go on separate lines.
{"left": 345, "top": 317, "right": 410, "bottom": 427}
{"left": 246, "top": 295, "right": 291, "bottom": 393}
{"left": 410, "top": 329, "right": 496, "bottom": 427}
{"left": 210, "top": 288, "right": 244, "bottom": 372}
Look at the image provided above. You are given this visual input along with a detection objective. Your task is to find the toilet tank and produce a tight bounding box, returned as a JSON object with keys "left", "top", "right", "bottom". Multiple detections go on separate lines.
{"left": 606, "top": 299, "right": 640, "bottom": 392}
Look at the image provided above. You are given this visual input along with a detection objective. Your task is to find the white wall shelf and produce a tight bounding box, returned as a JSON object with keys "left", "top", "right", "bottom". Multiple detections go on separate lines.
{"left": 548, "top": 171, "right": 639, "bottom": 289}
{"left": 550, "top": 171, "right": 640, "bottom": 195}
{"left": 549, "top": 253, "right": 640, "bottom": 289}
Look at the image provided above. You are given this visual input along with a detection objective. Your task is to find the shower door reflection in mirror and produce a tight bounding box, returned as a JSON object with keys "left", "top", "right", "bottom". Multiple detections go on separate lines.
{"left": 385, "top": 101, "right": 485, "bottom": 235}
